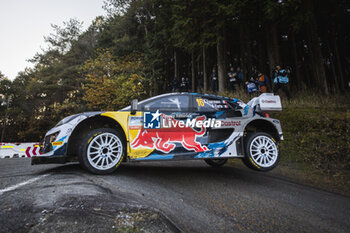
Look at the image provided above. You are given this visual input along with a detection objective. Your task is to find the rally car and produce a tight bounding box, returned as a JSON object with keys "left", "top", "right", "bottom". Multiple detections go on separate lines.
{"left": 32, "top": 93, "right": 283, "bottom": 174}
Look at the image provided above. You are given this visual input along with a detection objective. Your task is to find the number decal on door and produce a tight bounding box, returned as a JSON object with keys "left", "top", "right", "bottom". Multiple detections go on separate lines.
{"left": 196, "top": 98, "right": 204, "bottom": 107}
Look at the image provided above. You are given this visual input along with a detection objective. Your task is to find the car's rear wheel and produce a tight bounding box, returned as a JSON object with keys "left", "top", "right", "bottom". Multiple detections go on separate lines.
{"left": 78, "top": 128, "right": 125, "bottom": 174}
{"left": 204, "top": 158, "right": 228, "bottom": 167}
{"left": 243, "top": 132, "right": 279, "bottom": 171}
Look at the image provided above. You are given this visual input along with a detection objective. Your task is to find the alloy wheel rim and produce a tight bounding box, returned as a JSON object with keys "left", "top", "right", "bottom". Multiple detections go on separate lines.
{"left": 249, "top": 135, "right": 278, "bottom": 167}
{"left": 87, "top": 133, "right": 123, "bottom": 170}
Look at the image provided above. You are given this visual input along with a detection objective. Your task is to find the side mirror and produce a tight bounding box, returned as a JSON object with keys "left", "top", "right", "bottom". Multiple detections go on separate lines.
{"left": 130, "top": 99, "right": 138, "bottom": 115}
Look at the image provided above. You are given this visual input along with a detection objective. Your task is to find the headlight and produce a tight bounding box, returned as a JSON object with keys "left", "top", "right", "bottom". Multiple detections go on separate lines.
{"left": 48, "top": 131, "right": 60, "bottom": 143}
{"left": 41, "top": 131, "right": 60, "bottom": 153}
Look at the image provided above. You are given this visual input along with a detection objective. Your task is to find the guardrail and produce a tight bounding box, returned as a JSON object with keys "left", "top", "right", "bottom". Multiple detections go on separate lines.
{"left": 0, "top": 143, "right": 41, "bottom": 158}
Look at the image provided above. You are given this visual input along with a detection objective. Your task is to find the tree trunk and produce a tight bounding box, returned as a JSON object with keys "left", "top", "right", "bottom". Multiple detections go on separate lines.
{"left": 290, "top": 32, "right": 301, "bottom": 90}
{"left": 271, "top": 24, "right": 281, "bottom": 63}
{"left": 265, "top": 27, "right": 276, "bottom": 78}
{"left": 174, "top": 49, "right": 178, "bottom": 80}
{"left": 217, "top": 37, "right": 226, "bottom": 93}
{"left": 333, "top": 32, "right": 345, "bottom": 91}
{"left": 265, "top": 23, "right": 281, "bottom": 79}
{"left": 191, "top": 51, "right": 196, "bottom": 92}
{"left": 258, "top": 31, "right": 264, "bottom": 74}
{"left": 306, "top": 0, "right": 328, "bottom": 94}
{"left": 202, "top": 47, "right": 208, "bottom": 92}
{"left": 327, "top": 37, "right": 338, "bottom": 92}
{"left": 245, "top": 27, "right": 253, "bottom": 77}
{"left": 239, "top": 25, "right": 248, "bottom": 80}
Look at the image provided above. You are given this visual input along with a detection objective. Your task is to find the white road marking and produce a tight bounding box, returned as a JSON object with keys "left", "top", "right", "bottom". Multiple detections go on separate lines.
{"left": 0, "top": 174, "right": 49, "bottom": 195}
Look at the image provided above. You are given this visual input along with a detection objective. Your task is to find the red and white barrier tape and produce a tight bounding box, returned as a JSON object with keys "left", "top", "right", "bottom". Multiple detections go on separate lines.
{"left": 0, "top": 143, "right": 42, "bottom": 158}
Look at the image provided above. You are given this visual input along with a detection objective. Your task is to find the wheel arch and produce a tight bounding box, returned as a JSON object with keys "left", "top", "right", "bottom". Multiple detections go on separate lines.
{"left": 243, "top": 119, "right": 280, "bottom": 142}
{"left": 66, "top": 115, "right": 127, "bottom": 159}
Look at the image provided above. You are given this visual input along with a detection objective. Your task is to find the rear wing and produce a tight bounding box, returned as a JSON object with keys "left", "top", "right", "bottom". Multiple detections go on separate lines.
{"left": 247, "top": 93, "right": 282, "bottom": 112}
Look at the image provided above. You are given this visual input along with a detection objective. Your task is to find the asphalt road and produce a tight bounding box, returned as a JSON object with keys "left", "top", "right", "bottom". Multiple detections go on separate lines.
{"left": 0, "top": 158, "right": 349, "bottom": 233}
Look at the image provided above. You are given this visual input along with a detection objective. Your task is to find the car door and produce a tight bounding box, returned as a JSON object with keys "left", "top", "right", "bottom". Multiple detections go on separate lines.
{"left": 194, "top": 95, "right": 239, "bottom": 144}
{"left": 129, "top": 94, "right": 204, "bottom": 160}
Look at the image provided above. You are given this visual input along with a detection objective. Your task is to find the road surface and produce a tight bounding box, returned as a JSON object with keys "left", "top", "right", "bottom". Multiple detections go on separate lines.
{"left": 0, "top": 158, "right": 349, "bottom": 232}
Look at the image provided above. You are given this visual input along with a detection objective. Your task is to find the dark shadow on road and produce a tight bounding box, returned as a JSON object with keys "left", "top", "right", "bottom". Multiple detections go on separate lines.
{"left": 36, "top": 160, "right": 263, "bottom": 185}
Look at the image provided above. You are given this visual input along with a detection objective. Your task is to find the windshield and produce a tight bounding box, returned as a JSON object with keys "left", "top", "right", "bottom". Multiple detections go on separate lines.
{"left": 121, "top": 93, "right": 178, "bottom": 111}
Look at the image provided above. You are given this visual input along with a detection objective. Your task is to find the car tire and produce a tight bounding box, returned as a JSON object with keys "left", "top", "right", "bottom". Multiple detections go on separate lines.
{"left": 78, "top": 128, "right": 125, "bottom": 174}
{"left": 243, "top": 132, "right": 279, "bottom": 171}
{"left": 204, "top": 158, "right": 228, "bottom": 167}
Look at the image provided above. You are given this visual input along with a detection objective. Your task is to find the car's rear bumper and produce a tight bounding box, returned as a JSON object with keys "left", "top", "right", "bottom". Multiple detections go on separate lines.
{"left": 31, "top": 155, "right": 67, "bottom": 165}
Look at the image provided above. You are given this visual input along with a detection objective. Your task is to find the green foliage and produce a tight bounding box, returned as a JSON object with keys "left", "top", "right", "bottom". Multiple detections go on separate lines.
{"left": 82, "top": 50, "right": 147, "bottom": 110}
{"left": 0, "top": 0, "right": 348, "bottom": 173}
{"left": 224, "top": 90, "right": 350, "bottom": 176}
{"left": 276, "top": 107, "right": 349, "bottom": 172}
{"left": 270, "top": 93, "right": 350, "bottom": 177}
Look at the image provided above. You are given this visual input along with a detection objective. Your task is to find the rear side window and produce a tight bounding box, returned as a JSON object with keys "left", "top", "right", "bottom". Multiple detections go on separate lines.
{"left": 141, "top": 95, "right": 190, "bottom": 112}
{"left": 195, "top": 97, "right": 230, "bottom": 112}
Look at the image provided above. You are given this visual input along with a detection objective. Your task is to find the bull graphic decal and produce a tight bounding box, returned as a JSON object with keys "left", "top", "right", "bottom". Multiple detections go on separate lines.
{"left": 130, "top": 115, "right": 208, "bottom": 153}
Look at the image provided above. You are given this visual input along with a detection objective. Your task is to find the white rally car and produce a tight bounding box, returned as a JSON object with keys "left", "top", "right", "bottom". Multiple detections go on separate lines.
{"left": 32, "top": 93, "right": 283, "bottom": 174}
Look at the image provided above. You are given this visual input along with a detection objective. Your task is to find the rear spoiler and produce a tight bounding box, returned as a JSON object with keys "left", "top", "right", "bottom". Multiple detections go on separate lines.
{"left": 247, "top": 93, "right": 282, "bottom": 112}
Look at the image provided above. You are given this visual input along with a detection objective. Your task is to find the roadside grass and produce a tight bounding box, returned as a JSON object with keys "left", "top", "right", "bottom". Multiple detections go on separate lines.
{"left": 225, "top": 90, "right": 350, "bottom": 195}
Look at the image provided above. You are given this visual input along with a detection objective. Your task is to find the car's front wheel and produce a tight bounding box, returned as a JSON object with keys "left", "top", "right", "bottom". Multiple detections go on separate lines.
{"left": 243, "top": 132, "right": 279, "bottom": 171}
{"left": 78, "top": 128, "right": 125, "bottom": 174}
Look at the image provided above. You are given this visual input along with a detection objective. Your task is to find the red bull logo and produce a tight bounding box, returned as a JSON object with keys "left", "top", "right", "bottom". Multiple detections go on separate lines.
{"left": 130, "top": 114, "right": 209, "bottom": 153}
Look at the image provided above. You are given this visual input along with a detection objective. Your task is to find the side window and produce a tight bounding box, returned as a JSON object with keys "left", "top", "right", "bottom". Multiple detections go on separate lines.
{"left": 195, "top": 97, "right": 230, "bottom": 112}
{"left": 141, "top": 95, "right": 190, "bottom": 112}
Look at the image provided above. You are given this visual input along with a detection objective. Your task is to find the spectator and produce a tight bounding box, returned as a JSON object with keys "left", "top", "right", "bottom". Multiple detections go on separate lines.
{"left": 171, "top": 78, "right": 179, "bottom": 92}
{"left": 185, "top": 76, "right": 192, "bottom": 91}
{"left": 257, "top": 72, "right": 270, "bottom": 93}
{"left": 273, "top": 65, "right": 291, "bottom": 99}
{"left": 210, "top": 68, "right": 218, "bottom": 93}
{"left": 227, "top": 67, "right": 237, "bottom": 92}
{"left": 236, "top": 67, "right": 244, "bottom": 89}
{"left": 166, "top": 82, "right": 172, "bottom": 93}
{"left": 179, "top": 77, "right": 189, "bottom": 92}
{"left": 245, "top": 77, "right": 259, "bottom": 96}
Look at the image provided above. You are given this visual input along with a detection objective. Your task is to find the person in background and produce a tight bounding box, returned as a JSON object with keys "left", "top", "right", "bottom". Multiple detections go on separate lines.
{"left": 166, "top": 82, "right": 172, "bottom": 93}
{"left": 171, "top": 78, "right": 179, "bottom": 92}
{"left": 257, "top": 72, "right": 270, "bottom": 93}
{"left": 273, "top": 65, "right": 291, "bottom": 99}
{"left": 179, "top": 77, "right": 189, "bottom": 92}
{"left": 236, "top": 67, "right": 244, "bottom": 89}
{"left": 227, "top": 67, "right": 237, "bottom": 92}
{"left": 210, "top": 68, "right": 218, "bottom": 93}
{"left": 245, "top": 77, "right": 259, "bottom": 96}
{"left": 198, "top": 71, "right": 204, "bottom": 92}
{"left": 186, "top": 76, "right": 192, "bottom": 91}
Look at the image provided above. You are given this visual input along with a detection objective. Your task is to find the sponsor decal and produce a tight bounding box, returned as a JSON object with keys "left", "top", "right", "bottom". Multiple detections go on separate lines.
{"left": 129, "top": 116, "right": 142, "bottom": 130}
{"left": 170, "top": 112, "right": 197, "bottom": 118}
{"left": 52, "top": 141, "right": 63, "bottom": 146}
{"left": 261, "top": 99, "right": 277, "bottom": 104}
{"left": 220, "top": 120, "right": 241, "bottom": 127}
{"left": 131, "top": 113, "right": 211, "bottom": 153}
